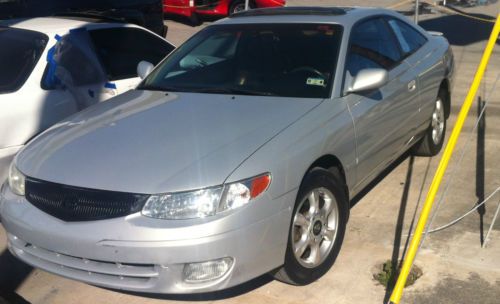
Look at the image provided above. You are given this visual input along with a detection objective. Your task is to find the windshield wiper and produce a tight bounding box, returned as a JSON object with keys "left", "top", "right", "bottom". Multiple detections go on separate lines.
{"left": 137, "top": 85, "right": 192, "bottom": 92}
{"left": 190, "top": 87, "right": 276, "bottom": 96}
{"left": 138, "top": 85, "right": 276, "bottom": 96}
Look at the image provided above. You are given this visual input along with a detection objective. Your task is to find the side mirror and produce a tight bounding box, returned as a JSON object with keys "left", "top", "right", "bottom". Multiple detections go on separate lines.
{"left": 347, "top": 68, "right": 388, "bottom": 94}
{"left": 137, "top": 61, "right": 154, "bottom": 80}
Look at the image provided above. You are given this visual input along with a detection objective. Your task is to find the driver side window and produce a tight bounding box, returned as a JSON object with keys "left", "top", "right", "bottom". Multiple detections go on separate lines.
{"left": 346, "top": 17, "right": 403, "bottom": 77}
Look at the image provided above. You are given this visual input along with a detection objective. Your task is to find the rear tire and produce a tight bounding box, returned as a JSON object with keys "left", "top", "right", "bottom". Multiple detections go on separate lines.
{"left": 189, "top": 13, "right": 201, "bottom": 26}
{"left": 273, "top": 168, "right": 349, "bottom": 285}
{"left": 412, "top": 89, "right": 447, "bottom": 157}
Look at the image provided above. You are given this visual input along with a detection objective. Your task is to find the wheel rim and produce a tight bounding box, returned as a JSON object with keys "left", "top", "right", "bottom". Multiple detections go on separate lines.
{"left": 431, "top": 98, "right": 445, "bottom": 145}
{"left": 232, "top": 3, "right": 246, "bottom": 14}
{"left": 292, "top": 187, "right": 339, "bottom": 268}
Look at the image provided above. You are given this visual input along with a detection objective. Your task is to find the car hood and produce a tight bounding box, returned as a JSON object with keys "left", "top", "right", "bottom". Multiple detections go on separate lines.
{"left": 17, "top": 90, "right": 322, "bottom": 194}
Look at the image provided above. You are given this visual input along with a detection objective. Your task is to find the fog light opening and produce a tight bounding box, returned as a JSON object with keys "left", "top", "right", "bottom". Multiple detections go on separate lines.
{"left": 183, "top": 257, "right": 234, "bottom": 283}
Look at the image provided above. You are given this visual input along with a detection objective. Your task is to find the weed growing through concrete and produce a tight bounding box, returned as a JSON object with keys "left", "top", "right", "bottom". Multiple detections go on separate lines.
{"left": 374, "top": 260, "right": 423, "bottom": 289}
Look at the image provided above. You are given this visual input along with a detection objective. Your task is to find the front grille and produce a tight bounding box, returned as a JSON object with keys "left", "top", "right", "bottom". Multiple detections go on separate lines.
{"left": 25, "top": 177, "right": 150, "bottom": 222}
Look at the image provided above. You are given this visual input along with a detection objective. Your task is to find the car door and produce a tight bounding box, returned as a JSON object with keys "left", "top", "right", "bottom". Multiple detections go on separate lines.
{"left": 88, "top": 27, "right": 175, "bottom": 98}
{"left": 386, "top": 17, "right": 439, "bottom": 132}
{"left": 343, "top": 17, "right": 421, "bottom": 188}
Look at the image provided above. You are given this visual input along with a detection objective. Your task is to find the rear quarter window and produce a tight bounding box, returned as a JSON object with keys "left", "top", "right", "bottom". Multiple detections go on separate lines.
{"left": 387, "top": 18, "right": 428, "bottom": 55}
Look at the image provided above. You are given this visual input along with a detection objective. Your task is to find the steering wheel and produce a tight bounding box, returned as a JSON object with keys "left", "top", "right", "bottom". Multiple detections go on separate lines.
{"left": 289, "top": 66, "right": 326, "bottom": 79}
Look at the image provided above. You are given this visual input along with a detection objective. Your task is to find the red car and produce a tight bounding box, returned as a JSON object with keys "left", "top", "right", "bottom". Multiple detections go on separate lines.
{"left": 164, "top": 0, "right": 285, "bottom": 24}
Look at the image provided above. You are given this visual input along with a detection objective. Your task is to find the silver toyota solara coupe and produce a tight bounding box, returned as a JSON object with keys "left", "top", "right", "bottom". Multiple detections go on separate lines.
{"left": 1, "top": 7, "right": 453, "bottom": 294}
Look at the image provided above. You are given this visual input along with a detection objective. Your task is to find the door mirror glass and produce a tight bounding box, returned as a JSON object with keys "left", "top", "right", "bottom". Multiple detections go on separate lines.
{"left": 347, "top": 68, "right": 388, "bottom": 94}
{"left": 137, "top": 61, "right": 154, "bottom": 80}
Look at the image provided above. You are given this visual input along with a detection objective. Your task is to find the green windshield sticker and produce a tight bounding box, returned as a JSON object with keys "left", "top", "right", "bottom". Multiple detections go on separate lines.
{"left": 306, "top": 78, "right": 325, "bottom": 87}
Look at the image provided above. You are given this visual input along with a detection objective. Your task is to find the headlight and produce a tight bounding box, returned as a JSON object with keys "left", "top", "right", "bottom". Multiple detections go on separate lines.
{"left": 142, "top": 187, "right": 223, "bottom": 219}
{"left": 142, "top": 173, "right": 271, "bottom": 220}
{"left": 8, "top": 162, "right": 25, "bottom": 196}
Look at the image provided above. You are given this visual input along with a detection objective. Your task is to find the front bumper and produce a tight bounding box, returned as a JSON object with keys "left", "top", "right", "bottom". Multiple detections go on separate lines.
{"left": 0, "top": 185, "right": 294, "bottom": 294}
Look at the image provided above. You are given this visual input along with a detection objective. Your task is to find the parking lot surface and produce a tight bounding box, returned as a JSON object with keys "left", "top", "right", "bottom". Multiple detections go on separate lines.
{"left": 1, "top": 1, "right": 500, "bottom": 303}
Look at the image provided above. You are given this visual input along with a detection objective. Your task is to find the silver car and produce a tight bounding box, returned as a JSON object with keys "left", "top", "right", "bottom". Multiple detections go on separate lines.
{"left": 1, "top": 7, "right": 453, "bottom": 294}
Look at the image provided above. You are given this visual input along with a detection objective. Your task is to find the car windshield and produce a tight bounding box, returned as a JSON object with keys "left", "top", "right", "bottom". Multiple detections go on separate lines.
{"left": 0, "top": 27, "right": 48, "bottom": 94}
{"left": 139, "top": 23, "right": 343, "bottom": 98}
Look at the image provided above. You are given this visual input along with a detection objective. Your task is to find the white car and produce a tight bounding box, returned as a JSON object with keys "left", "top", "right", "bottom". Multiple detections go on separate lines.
{"left": 0, "top": 17, "right": 175, "bottom": 182}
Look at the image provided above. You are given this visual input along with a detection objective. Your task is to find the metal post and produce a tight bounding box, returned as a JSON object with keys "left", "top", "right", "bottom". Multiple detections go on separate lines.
{"left": 415, "top": 0, "right": 420, "bottom": 24}
{"left": 245, "top": 0, "right": 250, "bottom": 10}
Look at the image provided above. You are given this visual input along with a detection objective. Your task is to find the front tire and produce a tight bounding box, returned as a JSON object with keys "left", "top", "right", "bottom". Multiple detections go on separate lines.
{"left": 412, "top": 89, "right": 447, "bottom": 157}
{"left": 273, "top": 168, "right": 349, "bottom": 285}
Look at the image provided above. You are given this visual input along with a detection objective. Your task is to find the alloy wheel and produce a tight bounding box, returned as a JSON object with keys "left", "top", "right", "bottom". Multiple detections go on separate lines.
{"left": 292, "top": 187, "right": 339, "bottom": 268}
{"left": 232, "top": 3, "right": 246, "bottom": 14}
{"left": 431, "top": 98, "right": 445, "bottom": 145}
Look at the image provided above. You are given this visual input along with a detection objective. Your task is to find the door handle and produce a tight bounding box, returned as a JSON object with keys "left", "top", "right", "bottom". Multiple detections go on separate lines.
{"left": 408, "top": 80, "right": 417, "bottom": 92}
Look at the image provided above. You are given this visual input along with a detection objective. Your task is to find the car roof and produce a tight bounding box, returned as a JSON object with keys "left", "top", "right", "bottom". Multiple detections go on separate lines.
{"left": 217, "top": 6, "right": 404, "bottom": 28}
{"left": 0, "top": 17, "right": 139, "bottom": 37}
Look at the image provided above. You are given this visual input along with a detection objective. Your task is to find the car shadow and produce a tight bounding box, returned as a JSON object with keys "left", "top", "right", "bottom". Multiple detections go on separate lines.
{"left": 0, "top": 250, "right": 33, "bottom": 304}
{"left": 351, "top": 151, "right": 412, "bottom": 208}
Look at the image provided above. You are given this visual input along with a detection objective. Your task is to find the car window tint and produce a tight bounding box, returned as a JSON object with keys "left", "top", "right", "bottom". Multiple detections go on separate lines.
{"left": 387, "top": 19, "right": 427, "bottom": 55}
{"left": 141, "top": 23, "right": 343, "bottom": 99}
{"left": 347, "top": 18, "right": 402, "bottom": 75}
{"left": 0, "top": 28, "right": 48, "bottom": 93}
{"left": 89, "top": 28, "right": 174, "bottom": 81}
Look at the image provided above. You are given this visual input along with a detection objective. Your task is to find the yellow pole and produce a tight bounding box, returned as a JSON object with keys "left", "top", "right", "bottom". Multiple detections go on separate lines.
{"left": 390, "top": 14, "right": 500, "bottom": 304}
